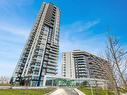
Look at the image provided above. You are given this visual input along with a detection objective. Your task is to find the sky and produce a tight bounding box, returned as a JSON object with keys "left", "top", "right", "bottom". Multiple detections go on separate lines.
{"left": 0, "top": 0, "right": 127, "bottom": 77}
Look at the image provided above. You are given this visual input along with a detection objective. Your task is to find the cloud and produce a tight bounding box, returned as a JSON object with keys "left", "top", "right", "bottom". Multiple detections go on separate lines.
{"left": 0, "top": 0, "right": 33, "bottom": 77}
{"left": 58, "top": 34, "right": 106, "bottom": 75}
{"left": 0, "top": 22, "right": 30, "bottom": 37}
{"left": 61, "top": 19, "right": 100, "bottom": 33}
{"left": 60, "top": 33, "right": 106, "bottom": 55}
{"left": 84, "top": 19, "right": 100, "bottom": 31}
{"left": 0, "top": 0, "right": 35, "bottom": 38}
{"left": 60, "top": 19, "right": 104, "bottom": 53}
{"left": 57, "top": 20, "right": 106, "bottom": 75}
{"left": 0, "top": 0, "right": 35, "bottom": 19}
{"left": 0, "top": 40, "right": 23, "bottom": 77}
{"left": 0, "top": 22, "right": 30, "bottom": 78}
{"left": 0, "top": 17, "right": 103, "bottom": 77}
{"left": 0, "top": 61, "right": 16, "bottom": 77}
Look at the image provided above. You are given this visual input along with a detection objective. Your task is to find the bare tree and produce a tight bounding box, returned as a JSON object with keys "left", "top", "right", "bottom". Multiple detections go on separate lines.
{"left": 93, "top": 33, "right": 127, "bottom": 95}
{"left": 0, "top": 76, "right": 10, "bottom": 84}
{"left": 105, "top": 34, "right": 127, "bottom": 94}
{"left": 93, "top": 53, "right": 120, "bottom": 95}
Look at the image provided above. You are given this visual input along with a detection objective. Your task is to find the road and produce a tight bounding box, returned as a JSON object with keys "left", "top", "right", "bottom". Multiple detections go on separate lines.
{"left": 49, "top": 87, "right": 79, "bottom": 95}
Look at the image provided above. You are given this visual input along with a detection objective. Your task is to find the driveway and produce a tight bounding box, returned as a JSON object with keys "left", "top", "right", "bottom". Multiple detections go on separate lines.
{"left": 49, "top": 87, "right": 79, "bottom": 95}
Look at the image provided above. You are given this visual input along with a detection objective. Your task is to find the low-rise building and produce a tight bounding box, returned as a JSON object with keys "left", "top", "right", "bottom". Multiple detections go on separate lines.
{"left": 62, "top": 50, "right": 111, "bottom": 80}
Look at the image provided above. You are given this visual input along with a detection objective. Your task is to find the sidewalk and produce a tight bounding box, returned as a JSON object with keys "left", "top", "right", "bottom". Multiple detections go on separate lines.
{"left": 49, "top": 88, "right": 67, "bottom": 95}
{"left": 49, "top": 87, "right": 85, "bottom": 95}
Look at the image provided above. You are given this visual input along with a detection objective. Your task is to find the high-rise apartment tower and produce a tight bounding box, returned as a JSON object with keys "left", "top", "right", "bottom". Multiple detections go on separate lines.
{"left": 11, "top": 2, "right": 60, "bottom": 87}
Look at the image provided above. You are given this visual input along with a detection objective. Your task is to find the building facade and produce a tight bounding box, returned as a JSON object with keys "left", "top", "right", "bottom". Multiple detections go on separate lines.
{"left": 62, "top": 50, "right": 111, "bottom": 80}
{"left": 11, "top": 2, "right": 60, "bottom": 87}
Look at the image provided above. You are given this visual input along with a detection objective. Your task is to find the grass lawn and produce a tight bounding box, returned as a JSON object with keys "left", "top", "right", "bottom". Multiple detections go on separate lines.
{"left": 0, "top": 88, "right": 54, "bottom": 95}
{"left": 0, "top": 84, "right": 12, "bottom": 86}
{"left": 78, "top": 86, "right": 114, "bottom": 95}
{"left": 119, "top": 88, "right": 127, "bottom": 94}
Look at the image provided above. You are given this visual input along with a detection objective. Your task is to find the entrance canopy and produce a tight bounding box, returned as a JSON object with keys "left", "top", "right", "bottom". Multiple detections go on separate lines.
{"left": 42, "top": 75, "right": 108, "bottom": 88}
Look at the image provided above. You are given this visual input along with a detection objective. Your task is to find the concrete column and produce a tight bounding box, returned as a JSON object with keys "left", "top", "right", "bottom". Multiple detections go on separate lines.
{"left": 43, "top": 75, "right": 46, "bottom": 87}
{"left": 52, "top": 79, "right": 54, "bottom": 86}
